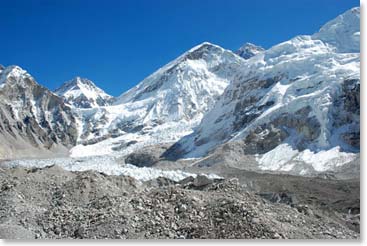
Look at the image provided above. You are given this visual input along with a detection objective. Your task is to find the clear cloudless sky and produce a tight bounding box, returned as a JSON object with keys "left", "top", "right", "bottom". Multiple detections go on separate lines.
{"left": 0, "top": 0, "right": 359, "bottom": 96}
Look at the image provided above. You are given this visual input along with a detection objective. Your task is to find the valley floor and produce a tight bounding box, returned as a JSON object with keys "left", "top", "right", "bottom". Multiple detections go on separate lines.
{"left": 0, "top": 163, "right": 359, "bottom": 239}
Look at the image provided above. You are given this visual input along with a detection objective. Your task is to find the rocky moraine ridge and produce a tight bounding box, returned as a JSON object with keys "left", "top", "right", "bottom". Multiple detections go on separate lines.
{"left": 0, "top": 165, "right": 359, "bottom": 239}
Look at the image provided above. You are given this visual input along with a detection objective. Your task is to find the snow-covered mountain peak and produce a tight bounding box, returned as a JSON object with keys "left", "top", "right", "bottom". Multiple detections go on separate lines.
{"left": 55, "top": 77, "right": 114, "bottom": 108}
{"left": 72, "top": 42, "right": 247, "bottom": 157}
{"left": 187, "top": 41, "right": 216, "bottom": 51}
{"left": 312, "top": 7, "right": 360, "bottom": 53}
{"left": 115, "top": 42, "right": 244, "bottom": 105}
{"left": 72, "top": 76, "right": 94, "bottom": 87}
{"left": 235, "top": 42, "right": 265, "bottom": 59}
{"left": 57, "top": 77, "right": 99, "bottom": 92}
{"left": 0, "top": 65, "right": 32, "bottom": 89}
{"left": 184, "top": 42, "right": 224, "bottom": 57}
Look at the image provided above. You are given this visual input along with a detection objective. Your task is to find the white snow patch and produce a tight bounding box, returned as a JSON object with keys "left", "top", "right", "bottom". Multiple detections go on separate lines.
{"left": 294, "top": 146, "right": 356, "bottom": 172}
{"left": 257, "top": 144, "right": 299, "bottom": 171}
{"left": 257, "top": 144, "right": 357, "bottom": 173}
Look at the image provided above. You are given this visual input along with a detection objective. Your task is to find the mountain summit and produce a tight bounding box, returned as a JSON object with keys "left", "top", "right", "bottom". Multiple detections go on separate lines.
{"left": 114, "top": 41, "right": 244, "bottom": 122}
{"left": 55, "top": 77, "right": 114, "bottom": 108}
{"left": 235, "top": 43, "right": 265, "bottom": 59}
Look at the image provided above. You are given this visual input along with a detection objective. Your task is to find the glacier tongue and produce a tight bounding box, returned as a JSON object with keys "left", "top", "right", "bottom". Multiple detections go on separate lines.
{"left": 2, "top": 156, "right": 221, "bottom": 182}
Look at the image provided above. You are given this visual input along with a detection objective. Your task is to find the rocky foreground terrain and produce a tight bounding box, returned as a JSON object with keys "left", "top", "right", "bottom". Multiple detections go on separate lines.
{"left": 0, "top": 164, "right": 359, "bottom": 239}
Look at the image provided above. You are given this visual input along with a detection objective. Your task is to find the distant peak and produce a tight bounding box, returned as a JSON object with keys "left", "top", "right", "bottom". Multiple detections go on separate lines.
{"left": 59, "top": 76, "right": 97, "bottom": 90}
{"left": 72, "top": 76, "right": 92, "bottom": 84}
{"left": 196, "top": 41, "right": 216, "bottom": 48}
{"left": 56, "top": 77, "right": 112, "bottom": 96}
{"left": 180, "top": 41, "right": 227, "bottom": 61}
{"left": 188, "top": 41, "right": 221, "bottom": 52}
{"left": 235, "top": 43, "right": 265, "bottom": 59}
{"left": 240, "top": 42, "right": 263, "bottom": 49}
{"left": 55, "top": 77, "right": 113, "bottom": 108}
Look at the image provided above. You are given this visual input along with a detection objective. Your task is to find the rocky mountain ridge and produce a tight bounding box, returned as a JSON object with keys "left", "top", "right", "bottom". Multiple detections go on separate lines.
{"left": 0, "top": 66, "right": 78, "bottom": 159}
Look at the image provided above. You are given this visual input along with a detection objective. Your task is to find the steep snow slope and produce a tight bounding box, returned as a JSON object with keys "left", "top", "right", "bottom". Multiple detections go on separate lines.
{"left": 312, "top": 7, "right": 360, "bottom": 53}
{"left": 70, "top": 42, "right": 246, "bottom": 157}
{"left": 235, "top": 43, "right": 265, "bottom": 59}
{"left": 113, "top": 42, "right": 244, "bottom": 123}
{"left": 0, "top": 65, "right": 78, "bottom": 159}
{"left": 168, "top": 7, "right": 360, "bottom": 176}
{"left": 55, "top": 77, "right": 114, "bottom": 108}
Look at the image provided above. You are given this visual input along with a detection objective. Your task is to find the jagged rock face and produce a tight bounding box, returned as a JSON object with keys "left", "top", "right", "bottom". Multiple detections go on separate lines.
{"left": 70, "top": 42, "right": 247, "bottom": 157}
{"left": 55, "top": 77, "right": 114, "bottom": 108}
{"left": 167, "top": 8, "right": 360, "bottom": 175}
{"left": 235, "top": 43, "right": 264, "bottom": 59}
{"left": 332, "top": 79, "right": 360, "bottom": 148}
{"left": 0, "top": 66, "right": 78, "bottom": 159}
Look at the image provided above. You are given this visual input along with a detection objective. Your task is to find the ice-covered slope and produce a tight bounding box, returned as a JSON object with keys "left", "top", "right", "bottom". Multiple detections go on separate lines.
{"left": 312, "top": 7, "right": 360, "bottom": 53}
{"left": 0, "top": 65, "right": 78, "bottom": 159}
{"left": 70, "top": 42, "right": 246, "bottom": 157}
{"left": 235, "top": 43, "right": 265, "bottom": 59}
{"left": 55, "top": 77, "right": 114, "bottom": 108}
{"left": 168, "top": 7, "right": 360, "bottom": 176}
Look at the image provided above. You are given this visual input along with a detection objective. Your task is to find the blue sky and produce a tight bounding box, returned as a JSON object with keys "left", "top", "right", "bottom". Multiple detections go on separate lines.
{"left": 0, "top": 0, "right": 359, "bottom": 96}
